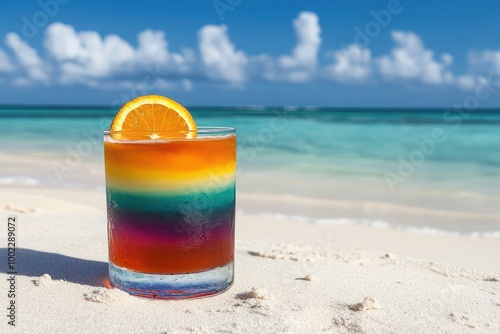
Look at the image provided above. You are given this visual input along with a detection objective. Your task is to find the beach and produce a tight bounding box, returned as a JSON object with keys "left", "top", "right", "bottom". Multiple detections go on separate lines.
{"left": 1, "top": 107, "right": 500, "bottom": 332}
{"left": 2, "top": 0, "right": 500, "bottom": 330}
{"left": 1, "top": 183, "right": 499, "bottom": 333}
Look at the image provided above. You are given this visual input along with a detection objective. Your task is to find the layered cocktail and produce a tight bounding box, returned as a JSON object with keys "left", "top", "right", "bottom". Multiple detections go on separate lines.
{"left": 104, "top": 96, "right": 235, "bottom": 299}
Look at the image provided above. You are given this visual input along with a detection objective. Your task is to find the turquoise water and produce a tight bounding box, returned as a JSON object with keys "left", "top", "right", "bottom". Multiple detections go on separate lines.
{"left": 1, "top": 106, "right": 500, "bottom": 190}
{"left": 1, "top": 106, "right": 500, "bottom": 233}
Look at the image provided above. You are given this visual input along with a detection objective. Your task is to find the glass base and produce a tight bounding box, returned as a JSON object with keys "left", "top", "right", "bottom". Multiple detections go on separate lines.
{"left": 108, "top": 261, "right": 234, "bottom": 299}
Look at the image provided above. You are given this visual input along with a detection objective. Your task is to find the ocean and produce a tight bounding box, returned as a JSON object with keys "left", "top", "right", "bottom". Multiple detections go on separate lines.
{"left": 1, "top": 106, "right": 500, "bottom": 234}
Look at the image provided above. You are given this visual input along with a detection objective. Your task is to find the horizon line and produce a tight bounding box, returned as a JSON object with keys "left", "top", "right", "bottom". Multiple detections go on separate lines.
{"left": 1, "top": 104, "right": 500, "bottom": 111}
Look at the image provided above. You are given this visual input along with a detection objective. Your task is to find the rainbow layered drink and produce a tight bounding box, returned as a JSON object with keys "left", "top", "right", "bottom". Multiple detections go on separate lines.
{"left": 104, "top": 127, "right": 236, "bottom": 299}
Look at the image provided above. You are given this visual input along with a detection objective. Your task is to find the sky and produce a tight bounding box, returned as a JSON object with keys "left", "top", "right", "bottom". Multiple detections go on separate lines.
{"left": 1, "top": 0, "right": 500, "bottom": 107}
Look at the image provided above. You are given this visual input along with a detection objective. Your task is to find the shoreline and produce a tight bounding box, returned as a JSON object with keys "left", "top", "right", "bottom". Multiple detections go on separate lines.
{"left": 2, "top": 179, "right": 500, "bottom": 234}
{"left": 1, "top": 149, "right": 500, "bottom": 236}
{"left": 237, "top": 191, "right": 500, "bottom": 235}
{"left": 1, "top": 186, "right": 499, "bottom": 271}
{"left": 241, "top": 210, "right": 500, "bottom": 238}
{"left": 0, "top": 185, "right": 498, "bottom": 333}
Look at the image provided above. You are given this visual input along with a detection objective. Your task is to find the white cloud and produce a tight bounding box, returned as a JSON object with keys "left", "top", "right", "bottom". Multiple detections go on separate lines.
{"left": 377, "top": 31, "right": 453, "bottom": 84}
{"left": 181, "top": 79, "right": 193, "bottom": 91}
{"left": 325, "top": 44, "right": 372, "bottom": 82}
{"left": 0, "top": 48, "right": 13, "bottom": 72}
{"left": 468, "top": 50, "right": 500, "bottom": 75}
{"left": 279, "top": 12, "right": 321, "bottom": 69}
{"left": 43, "top": 22, "right": 196, "bottom": 88}
{"left": 198, "top": 25, "right": 247, "bottom": 84}
{"left": 270, "top": 11, "right": 321, "bottom": 82}
{"left": 45, "top": 23, "right": 136, "bottom": 84}
{"left": 456, "top": 75, "right": 476, "bottom": 90}
{"left": 452, "top": 51, "right": 500, "bottom": 91}
{"left": 44, "top": 23, "right": 84, "bottom": 61}
{"left": 137, "top": 30, "right": 169, "bottom": 64}
{"left": 0, "top": 15, "right": 498, "bottom": 94}
{"left": 5, "top": 33, "right": 48, "bottom": 83}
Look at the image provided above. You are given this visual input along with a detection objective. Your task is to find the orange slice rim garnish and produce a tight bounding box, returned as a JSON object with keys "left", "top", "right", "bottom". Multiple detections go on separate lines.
{"left": 109, "top": 95, "right": 197, "bottom": 140}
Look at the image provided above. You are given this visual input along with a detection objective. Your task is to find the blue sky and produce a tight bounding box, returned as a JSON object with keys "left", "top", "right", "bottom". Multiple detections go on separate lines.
{"left": 1, "top": 0, "right": 500, "bottom": 107}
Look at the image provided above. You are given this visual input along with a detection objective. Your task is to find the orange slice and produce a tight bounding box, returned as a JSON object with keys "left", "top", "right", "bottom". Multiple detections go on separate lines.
{"left": 110, "top": 95, "right": 197, "bottom": 139}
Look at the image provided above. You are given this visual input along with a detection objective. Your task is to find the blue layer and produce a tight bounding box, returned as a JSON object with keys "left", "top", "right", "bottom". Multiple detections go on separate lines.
{"left": 106, "top": 183, "right": 236, "bottom": 214}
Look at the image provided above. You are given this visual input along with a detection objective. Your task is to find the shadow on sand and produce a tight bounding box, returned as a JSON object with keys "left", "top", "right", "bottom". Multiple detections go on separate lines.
{"left": 0, "top": 248, "right": 108, "bottom": 287}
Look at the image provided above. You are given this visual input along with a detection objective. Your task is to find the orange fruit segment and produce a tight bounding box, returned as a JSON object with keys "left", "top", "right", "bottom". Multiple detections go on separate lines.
{"left": 110, "top": 95, "right": 197, "bottom": 140}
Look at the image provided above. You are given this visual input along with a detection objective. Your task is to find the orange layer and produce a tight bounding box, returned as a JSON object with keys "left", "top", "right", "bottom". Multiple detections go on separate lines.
{"left": 106, "top": 172, "right": 235, "bottom": 193}
{"left": 104, "top": 135, "right": 236, "bottom": 189}
{"left": 109, "top": 223, "right": 234, "bottom": 274}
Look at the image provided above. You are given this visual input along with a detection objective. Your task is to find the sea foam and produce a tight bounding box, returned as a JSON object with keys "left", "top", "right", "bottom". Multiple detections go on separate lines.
{"left": 245, "top": 211, "right": 500, "bottom": 238}
{"left": 0, "top": 176, "right": 40, "bottom": 186}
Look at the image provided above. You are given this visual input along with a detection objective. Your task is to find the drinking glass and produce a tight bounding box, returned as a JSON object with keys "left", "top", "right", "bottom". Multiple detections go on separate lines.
{"left": 103, "top": 127, "right": 236, "bottom": 299}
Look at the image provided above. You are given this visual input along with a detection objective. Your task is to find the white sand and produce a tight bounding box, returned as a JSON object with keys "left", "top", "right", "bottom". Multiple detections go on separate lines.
{"left": 33, "top": 274, "right": 52, "bottom": 287}
{"left": 0, "top": 186, "right": 499, "bottom": 333}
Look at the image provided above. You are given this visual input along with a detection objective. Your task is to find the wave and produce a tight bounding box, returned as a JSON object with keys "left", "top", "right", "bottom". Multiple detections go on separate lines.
{"left": 0, "top": 174, "right": 105, "bottom": 191}
{"left": 242, "top": 211, "right": 500, "bottom": 238}
{"left": 0, "top": 176, "right": 40, "bottom": 186}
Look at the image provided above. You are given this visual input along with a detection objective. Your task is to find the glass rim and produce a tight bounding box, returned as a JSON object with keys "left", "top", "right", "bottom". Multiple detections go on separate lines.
{"left": 103, "top": 126, "right": 235, "bottom": 135}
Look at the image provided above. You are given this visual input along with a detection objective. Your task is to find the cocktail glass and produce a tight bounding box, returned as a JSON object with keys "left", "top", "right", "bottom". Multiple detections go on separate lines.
{"left": 103, "top": 127, "right": 236, "bottom": 299}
